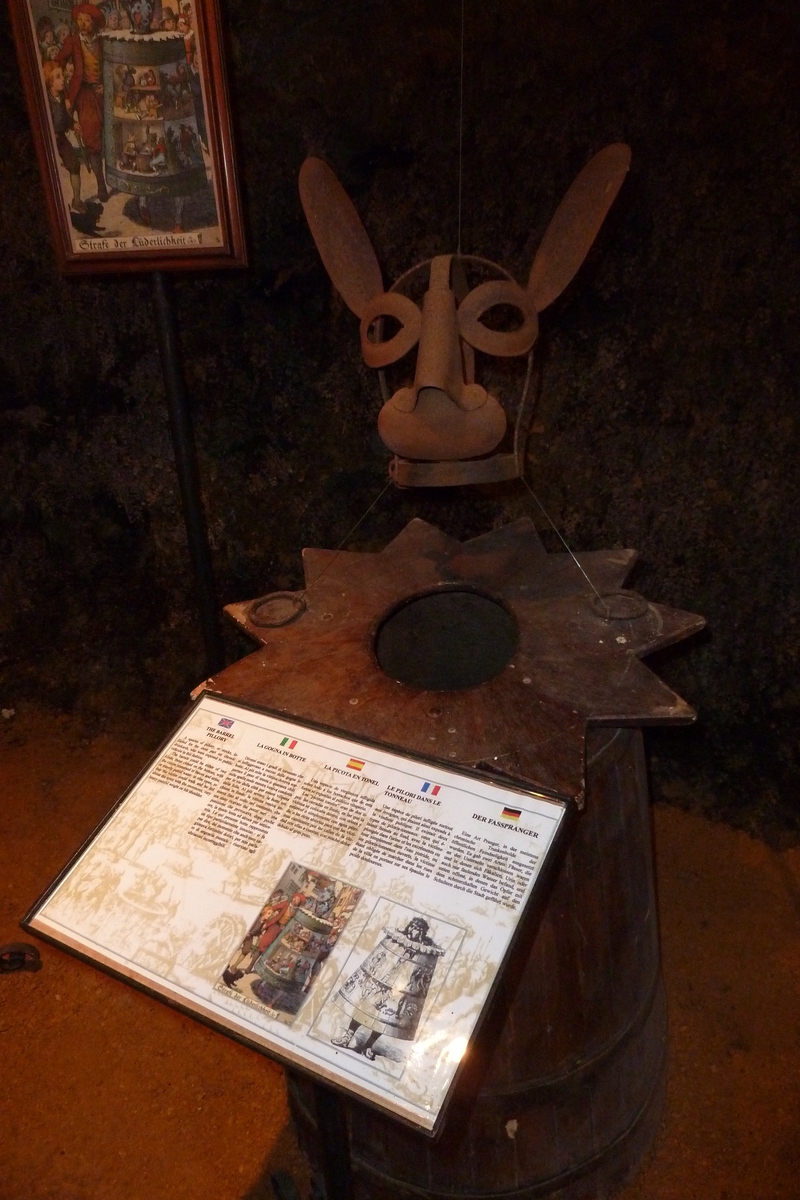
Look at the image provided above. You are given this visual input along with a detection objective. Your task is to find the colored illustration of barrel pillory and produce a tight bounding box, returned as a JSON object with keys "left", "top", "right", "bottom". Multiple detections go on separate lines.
{"left": 220, "top": 869, "right": 364, "bottom": 1019}
{"left": 9, "top": 0, "right": 244, "bottom": 266}
{"left": 331, "top": 917, "right": 445, "bottom": 1061}
{"left": 102, "top": 5, "right": 213, "bottom": 232}
{"left": 250, "top": 901, "right": 335, "bottom": 1015}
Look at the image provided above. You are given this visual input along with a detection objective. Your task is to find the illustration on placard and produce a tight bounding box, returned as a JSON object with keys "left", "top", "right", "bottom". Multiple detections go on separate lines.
{"left": 215, "top": 862, "right": 363, "bottom": 1022}
{"left": 312, "top": 901, "right": 465, "bottom": 1077}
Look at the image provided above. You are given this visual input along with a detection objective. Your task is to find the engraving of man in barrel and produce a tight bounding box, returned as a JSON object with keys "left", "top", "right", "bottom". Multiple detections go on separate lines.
{"left": 331, "top": 916, "right": 445, "bottom": 1062}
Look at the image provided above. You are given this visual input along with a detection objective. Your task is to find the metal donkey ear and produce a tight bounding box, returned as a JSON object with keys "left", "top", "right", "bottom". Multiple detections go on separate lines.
{"left": 299, "top": 144, "right": 631, "bottom": 487}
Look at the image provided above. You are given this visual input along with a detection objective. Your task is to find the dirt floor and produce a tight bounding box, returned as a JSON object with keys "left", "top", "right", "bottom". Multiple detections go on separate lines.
{"left": 1, "top": 706, "right": 798, "bottom": 1200}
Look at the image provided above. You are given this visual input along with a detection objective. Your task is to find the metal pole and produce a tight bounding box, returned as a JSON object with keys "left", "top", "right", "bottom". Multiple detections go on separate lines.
{"left": 151, "top": 269, "right": 225, "bottom": 676}
{"left": 313, "top": 1082, "right": 355, "bottom": 1200}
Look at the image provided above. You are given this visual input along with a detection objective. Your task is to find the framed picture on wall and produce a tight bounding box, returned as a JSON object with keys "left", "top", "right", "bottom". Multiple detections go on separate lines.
{"left": 8, "top": 0, "right": 247, "bottom": 273}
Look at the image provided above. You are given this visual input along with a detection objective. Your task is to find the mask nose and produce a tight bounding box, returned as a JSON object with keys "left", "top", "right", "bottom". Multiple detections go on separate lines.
{"left": 378, "top": 255, "right": 507, "bottom": 461}
{"left": 416, "top": 268, "right": 460, "bottom": 394}
{"left": 389, "top": 256, "right": 487, "bottom": 414}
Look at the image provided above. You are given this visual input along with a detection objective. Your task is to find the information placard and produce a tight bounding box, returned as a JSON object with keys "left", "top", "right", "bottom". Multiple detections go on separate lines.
{"left": 25, "top": 693, "right": 570, "bottom": 1134}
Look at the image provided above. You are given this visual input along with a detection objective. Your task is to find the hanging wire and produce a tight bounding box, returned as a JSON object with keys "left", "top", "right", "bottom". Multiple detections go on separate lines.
{"left": 301, "top": 478, "right": 395, "bottom": 595}
{"left": 519, "top": 475, "right": 611, "bottom": 614}
{"left": 248, "top": 478, "right": 395, "bottom": 628}
{"left": 457, "top": 0, "right": 465, "bottom": 255}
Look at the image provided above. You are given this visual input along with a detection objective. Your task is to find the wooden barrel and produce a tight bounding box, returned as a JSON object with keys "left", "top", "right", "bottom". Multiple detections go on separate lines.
{"left": 288, "top": 725, "right": 666, "bottom": 1200}
{"left": 213, "top": 517, "right": 700, "bottom": 1197}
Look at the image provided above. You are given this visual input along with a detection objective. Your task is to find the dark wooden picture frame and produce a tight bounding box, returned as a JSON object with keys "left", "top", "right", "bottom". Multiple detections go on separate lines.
{"left": 8, "top": 0, "right": 246, "bottom": 273}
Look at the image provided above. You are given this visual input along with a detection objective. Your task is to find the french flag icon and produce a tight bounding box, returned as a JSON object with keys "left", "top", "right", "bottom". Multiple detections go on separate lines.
{"left": 420, "top": 782, "right": 440, "bottom": 796}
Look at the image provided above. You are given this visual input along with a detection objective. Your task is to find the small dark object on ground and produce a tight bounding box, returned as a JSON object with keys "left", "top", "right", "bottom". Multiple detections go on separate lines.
{"left": 0, "top": 943, "right": 42, "bottom": 973}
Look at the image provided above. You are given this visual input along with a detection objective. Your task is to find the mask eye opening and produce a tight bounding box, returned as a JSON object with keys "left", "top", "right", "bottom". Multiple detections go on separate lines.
{"left": 473, "top": 302, "right": 527, "bottom": 333}
{"left": 366, "top": 314, "right": 403, "bottom": 344}
{"left": 457, "top": 279, "right": 538, "bottom": 358}
{"left": 360, "top": 291, "right": 423, "bottom": 369}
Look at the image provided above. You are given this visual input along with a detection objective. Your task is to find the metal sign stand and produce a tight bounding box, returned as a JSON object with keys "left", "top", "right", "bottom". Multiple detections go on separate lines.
{"left": 151, "top": 270, "right": 225, "bottom": 678}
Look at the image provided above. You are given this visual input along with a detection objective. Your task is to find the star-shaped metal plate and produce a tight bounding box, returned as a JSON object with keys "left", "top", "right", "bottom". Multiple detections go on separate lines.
{"left": 206, "top": 518, "right": 704, "bottom": 805}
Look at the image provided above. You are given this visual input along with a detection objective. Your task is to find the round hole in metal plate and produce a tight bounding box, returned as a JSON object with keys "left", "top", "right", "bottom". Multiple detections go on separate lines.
{"left": 375, "top": 589, "right": 517, "bottom": 691}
